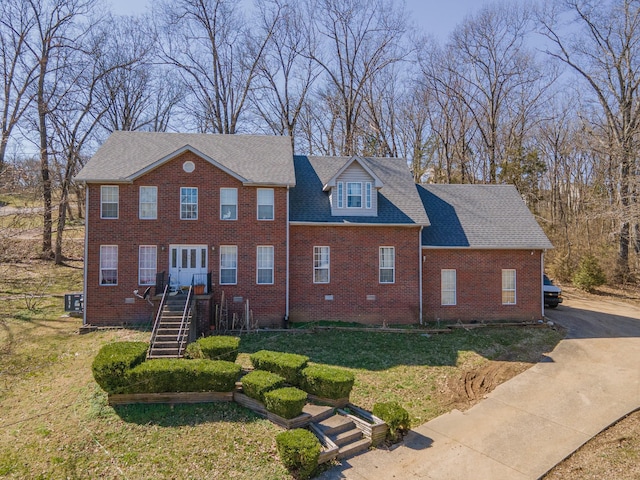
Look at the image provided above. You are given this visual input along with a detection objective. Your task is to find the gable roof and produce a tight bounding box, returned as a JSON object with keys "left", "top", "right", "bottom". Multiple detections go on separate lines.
{"left": 75, "top": 131, "right": 295, "bottom": 186}
{"left": 321, "top": 156, "right": 384, "bottom": 191}
{"left": 290, "top": 155, "right": 430, "bottom": 226}
{"left": 419, "top": 184, "right": 553, "bottom": 249}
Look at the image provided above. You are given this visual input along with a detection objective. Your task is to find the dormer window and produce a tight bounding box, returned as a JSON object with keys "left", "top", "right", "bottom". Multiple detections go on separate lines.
{"left": 347, "top": 182, "right": 362, "bottom": 208}
{"left": 325, "top": 157, "right": 382, "bottom": 217}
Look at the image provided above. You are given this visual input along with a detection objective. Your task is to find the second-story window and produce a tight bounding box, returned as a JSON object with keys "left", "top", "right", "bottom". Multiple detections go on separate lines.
{"left": 257, "top": 188, "right": 274, "bottom": 220}
{"left": 180, "top": 187, "right": 198, "bottom": 220}
{"left": 139, "top": 186, "right": 157, "bottom": 219}
{"left": 347, "top": 182, "right": 362, "bottom": 208}
{"left": 221, "top": 188, "right": 237, "bottom": 220}
{"left": 101, "top": 186, "right": 119, "bottom": 219}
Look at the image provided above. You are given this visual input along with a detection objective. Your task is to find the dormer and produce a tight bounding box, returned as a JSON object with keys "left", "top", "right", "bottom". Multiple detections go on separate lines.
{"left": 323, "top": 157, "right": 383, "bottom": 217}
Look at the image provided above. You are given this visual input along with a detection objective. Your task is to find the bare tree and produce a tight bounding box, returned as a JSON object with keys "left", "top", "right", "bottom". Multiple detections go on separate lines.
{"left": 158, "top": 0, "right": 278, "bottom": 134}
{"left": 0, "top": 0, "right": 38, "bottom": 173}
{"left": 539, "top": 0, "right": 640, "bottom": 280}
{"left": 308, "top": 0, "right": 408, "bottom": 156}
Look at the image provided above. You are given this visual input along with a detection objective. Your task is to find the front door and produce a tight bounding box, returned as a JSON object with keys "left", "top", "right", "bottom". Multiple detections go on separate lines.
{"left": 169, "top": 245, "right": 208, "bottom": 289}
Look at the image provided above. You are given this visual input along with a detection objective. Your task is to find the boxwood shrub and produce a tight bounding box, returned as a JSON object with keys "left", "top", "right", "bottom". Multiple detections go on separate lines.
{"left": 276, "top": 428, "right": 320, "bottom": 480}
{"left": 241, "top": 369, "right": 286, "bottom": 402}
{"left": 300, "top": 365, "right": 354, "bottom": 400}
{"left": 372, "top": 401, "right": 410, "bottom": 442}
{"left": 186, "top": 336, "right": 240, "bottom": 362}
{"left": 250, "top": 350, "right": 309, "bottom": 385}
{"left": 264, "top": 387, "right": 308, "bottom": 419}
{"left": 125, "top": 359, "right": 241, "bottom": 394}
{"left": 91, "top": 341, "right": 148, "bottom": 394}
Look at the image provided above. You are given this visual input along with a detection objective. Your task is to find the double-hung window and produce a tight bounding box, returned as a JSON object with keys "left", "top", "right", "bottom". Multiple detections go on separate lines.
{"left": 139, "top": 246, "right": 157, "bottom": 285}
{"left": 379, "top": 247, "right": 395, "bottom": 283}
{"left": 100, "top": 245, "right": 118, "bottom": 285}
{"left": 220, "top": 246, "right": 237, "bottom": 285}
{"left": 313, "top": 246, "right": 330, "bottom": 283}
{"left": 101, "top": 186, "right": 119, "bottom": 219}
{"left": 502, "top": 269, "right": 516, "bottom": 305}
{"left": 221, "top": 188, "right": 237, "bottom": 220}
{"left": 441, "top": 269, "right": 457, "bottom": 305}
{"left": 347, "top": 182, "right": 362, "bottom": 208}
{"left": 365, "top": 182, "right": 372, "bottom": 209}
{"left": 337, "top": 182, "right": 344, "bottom": 208}
{"left": 139, "top": 186, "right": 157, "bottom": 219}
{"left": 180, "top": 187, "right": 198, "bottom": 220}
{"left": 257, "top": 188, "right": 274, "bottom": 220}
{"left": 257, "top": 246, "right": 274, "bottom": 284}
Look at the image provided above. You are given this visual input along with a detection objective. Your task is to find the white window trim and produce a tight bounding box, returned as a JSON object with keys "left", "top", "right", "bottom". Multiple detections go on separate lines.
{"left": 180, "top": 187, "right": 198, "bottom": 220}
{"left": 365, "top": 182, "right": 372, "bottom": 209}
{"left": 502, "top": 269, "right": 517, "bottom": 305}
{"left": 139, "top": 245, "right": 157, "bottom": 286}
{"left": 379, "top": 246, "right": 395, "bottom": 284}
{"left": 220, "top": 245, "right": 237, "bottom": 285}
{"left": 346, "top": 182, "right": 363, "bottom": 208}
{"left": 313, "top": 246, "right": 330, "bottom": 284}
{"left": 257, "top": 188, "right": 274, "bottom": 221}
{"left": 100, "top": 185, "right": 119, "bottom": 219}
{"left": 337, "top": 182, "right": 344, "bottom": 208}
{"left": 99, "top": 245, "right": 118, "bottom": 285}
{"left": 139, "top": 186, "right": 157, "bottom": 220}
{"left": 441, "top": 269, "right": 457, "bottom": 306}
{"left": 220, "top": 187, "right": 238, "bottom": 220}
{"left": 256, "top": 246, "right": 274, "bottom": 285}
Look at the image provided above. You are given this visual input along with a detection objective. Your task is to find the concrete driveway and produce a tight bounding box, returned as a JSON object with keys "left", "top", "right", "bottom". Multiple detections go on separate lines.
{"left": 318, "top": 295, "right": 640, "bottom": 479}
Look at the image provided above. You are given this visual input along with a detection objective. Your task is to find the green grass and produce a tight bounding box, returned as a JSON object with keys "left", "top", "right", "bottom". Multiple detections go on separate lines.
{"left": 0, "top": 259, "right": 565, "bottom": 479}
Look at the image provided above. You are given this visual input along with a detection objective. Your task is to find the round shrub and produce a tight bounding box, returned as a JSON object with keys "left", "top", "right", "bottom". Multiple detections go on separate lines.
{"left": 91, "top": 341, "right": 148, "bottom": 394}
{"left": 372, "top": 401, "right": 410, "bottom": 442}
{"left": 264, "top": 387, "right": 308, "bottom": 419}
{"left": 125, "top": 359, "right": 241, "bottom": 393}
{"left": 186, "top": 336, "right": 240, "bottom": 362}
{"left": 300, "top": 365, "right": 354, "bottom": 400}
{"left": 241, "top": 370, "right": 286, "bottom": 402}
{"left": 276, "top": 428, "right": 320, "bottom": 480}
{"left": 250, "top": 350, "right": 309, "bottom": 385}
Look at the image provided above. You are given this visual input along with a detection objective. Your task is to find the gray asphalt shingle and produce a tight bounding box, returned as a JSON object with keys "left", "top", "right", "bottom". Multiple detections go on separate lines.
{"left": 75, "top": 131, "right": 295, "bottom": 185}
{"left": 419, "top": 184, "right": 553, "bottom": 249}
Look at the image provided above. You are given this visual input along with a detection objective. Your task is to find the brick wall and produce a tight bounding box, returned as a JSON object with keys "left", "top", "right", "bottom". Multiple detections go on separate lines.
{"left": 422, "top": 249, "right": 544, "bottom": 323}
{"left": 85, "top": 151, "right": 287, "bottom": 326}
{"left": 289, "top": 225, "right": 422, "bottom": 325}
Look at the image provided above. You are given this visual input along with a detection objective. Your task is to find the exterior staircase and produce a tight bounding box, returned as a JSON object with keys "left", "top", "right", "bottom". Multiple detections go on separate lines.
{"left": 310, "top": 412, "right": 372, "bottom": 459}
{"left": 148, "top": 293, "right": 193, "bottom": 358}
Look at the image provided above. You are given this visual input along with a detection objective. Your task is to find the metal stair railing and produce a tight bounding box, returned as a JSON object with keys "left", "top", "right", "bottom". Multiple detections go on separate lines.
{"left": 148, "top": 278, "right": 170, "bottom": 358}
{"left": 176, "top": 285, "right": 193, "bottom": 357}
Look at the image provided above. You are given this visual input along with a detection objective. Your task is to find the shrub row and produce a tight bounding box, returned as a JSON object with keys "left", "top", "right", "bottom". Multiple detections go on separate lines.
{"left": 92, "top": 341, "right": 148, "bottom": 393}
{"left": 185, "top": 336, "right": 240, "bottom": 362}
{"left": 250, "top": 350, "right": 309, "bottom": 385}
{"left": 300, "top": 365, "right": 354, "bottom": 400}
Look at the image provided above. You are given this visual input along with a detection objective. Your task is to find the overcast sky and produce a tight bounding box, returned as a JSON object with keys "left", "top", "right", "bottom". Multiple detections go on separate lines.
{"left": 107, "top": 0, "right": 494, "bottom": 40}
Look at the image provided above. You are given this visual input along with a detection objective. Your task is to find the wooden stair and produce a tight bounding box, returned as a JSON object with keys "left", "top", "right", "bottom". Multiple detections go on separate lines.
{"left": 311, "top": 412, "right": 372, "bottom": 459}
{"left": 148, "top": 294, "right": 192, "bottom": 358}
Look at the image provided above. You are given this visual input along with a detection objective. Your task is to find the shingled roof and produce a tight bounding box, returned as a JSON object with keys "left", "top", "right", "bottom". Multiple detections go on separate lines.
{"left": 419, "top": 184, "right": 553, "bottom": 249}
{"left": 75, "top": 131, "right": 295, "bottom": 186}
{"left": 290, "top": 155, "right": 430, "bottom": 225}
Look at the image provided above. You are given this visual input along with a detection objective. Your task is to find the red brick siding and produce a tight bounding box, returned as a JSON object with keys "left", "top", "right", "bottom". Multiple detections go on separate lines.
{"left": 289, "top": 225, "right": 422, "bottom": 325}
{"left": 422, "top": 249, "right": 544, "bottom": 323}
{"left": 85, "top": 151, "right": 287, "bottom": 327}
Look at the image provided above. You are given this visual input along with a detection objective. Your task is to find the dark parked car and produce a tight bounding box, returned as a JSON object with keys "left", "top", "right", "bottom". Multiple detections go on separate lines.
{"left": 543, "top": 274, "right": 562, "bottom": 308}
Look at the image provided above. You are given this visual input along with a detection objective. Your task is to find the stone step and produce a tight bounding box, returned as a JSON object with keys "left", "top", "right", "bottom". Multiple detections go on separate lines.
{"left": 302, "top": 404, "right": 335, "bottom": 423}
{"left": 331, "top": 427, "right": 363, "bottom": 447}
{"left": 315, "top": 414, "right": 355, "bottom": 436}
{"left": 337, "top": 437, "right": 371, "bottom": 460}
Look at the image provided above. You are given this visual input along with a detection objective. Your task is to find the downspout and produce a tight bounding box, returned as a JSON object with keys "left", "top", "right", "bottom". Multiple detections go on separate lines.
{"left": 285, "top": 186, "right": 290, "bottom": 319}
{"left": 82, "top": 186, "right": 89, "bottom": 326}
{"left": 419, "top": 226, "right": 423, "bottom": 325}
{"left": 541, "top": 250, "right": 545, "bottom": 318}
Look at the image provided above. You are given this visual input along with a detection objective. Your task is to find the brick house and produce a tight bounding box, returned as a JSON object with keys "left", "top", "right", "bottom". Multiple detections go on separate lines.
{"left": 75, "top": 132, "right": 553, "bottom": 330}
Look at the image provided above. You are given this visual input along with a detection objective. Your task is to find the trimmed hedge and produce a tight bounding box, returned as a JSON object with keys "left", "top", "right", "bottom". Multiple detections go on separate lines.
{"left": 276, "top": 429, "right": 320, "bottom": 480}
{"left": 186, "top": 336, "right": 240, "bottom": 362}
{"left": 372, "top": 402, "right": 410, "bottom": 442}
{"left": 92, "top": 341, "right": 148, "bottom": 394}
{"left": 300, "top": 365, "right": 354, "bottom": 400}
{"left": 125, "top": 359, "right": 241, "bottom": 394}
{"left": 250, "top": 350, "right": 309, "bottom": 385}
{"left": 264, "top": 387, "right": 308, "bottom": 419}
{"left": 241, "top": 370, "right": 286, "bottom": 402}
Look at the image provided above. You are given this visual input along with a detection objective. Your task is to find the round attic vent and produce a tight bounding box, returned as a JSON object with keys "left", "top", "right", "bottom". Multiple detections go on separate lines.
{"left": 183, "top": 161, "right": 195, "bottom": 173}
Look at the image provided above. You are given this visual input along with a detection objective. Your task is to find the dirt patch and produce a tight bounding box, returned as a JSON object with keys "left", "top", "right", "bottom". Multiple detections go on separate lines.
{"left": 445, "top": 360, "right": 530, "bottom": 408}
